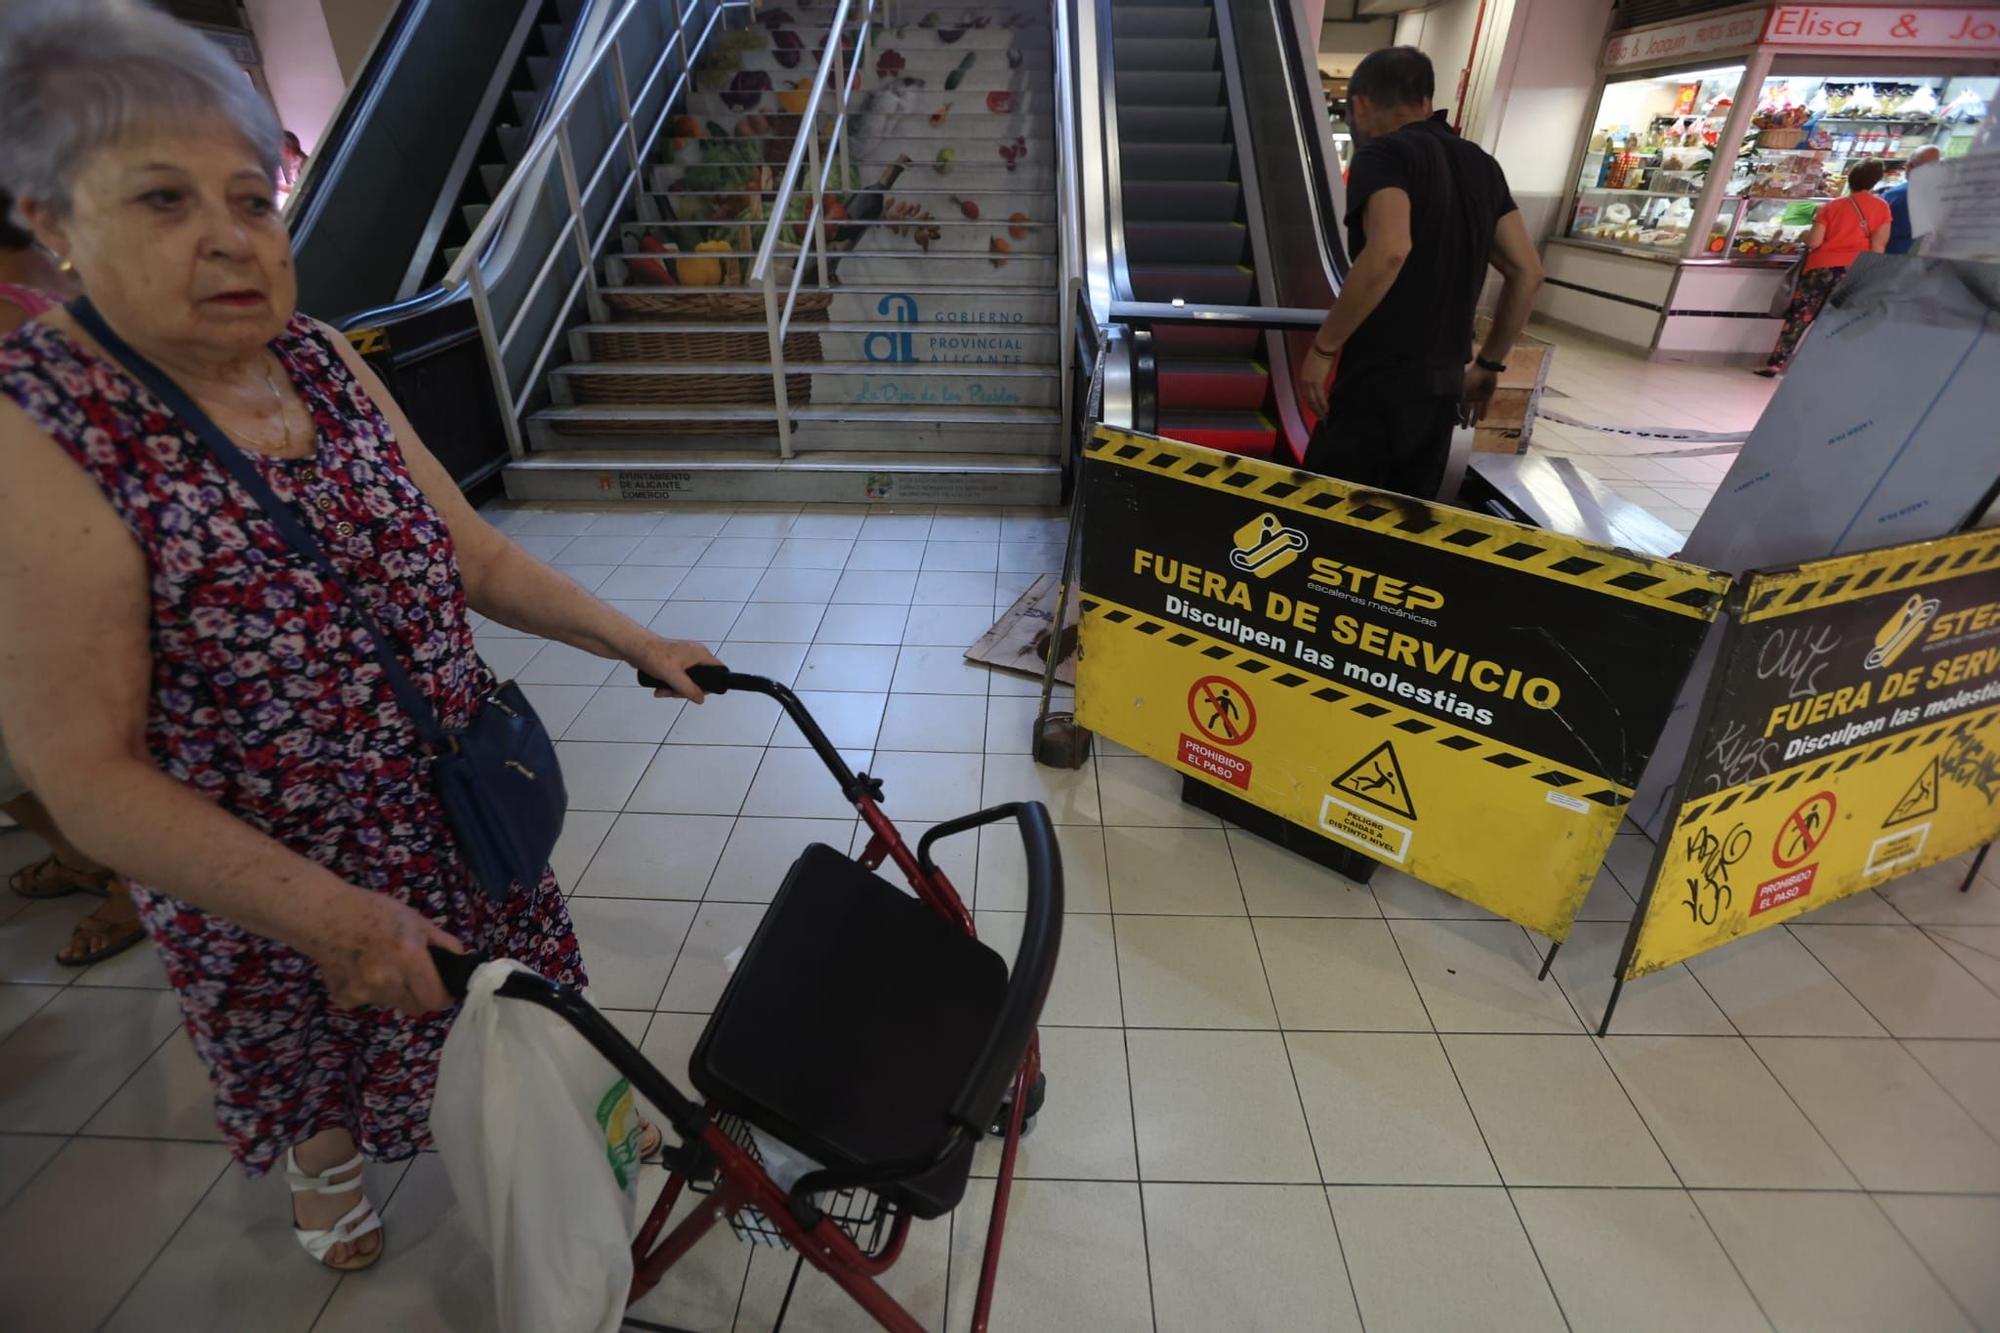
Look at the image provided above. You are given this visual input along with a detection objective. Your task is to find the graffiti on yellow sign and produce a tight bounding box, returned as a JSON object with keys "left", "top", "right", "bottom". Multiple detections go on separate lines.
{"left": 1075, "top": 426, "right": 1730, "bottom": 938}
{"left": 1619, "top": 526, "right": 2000, "bottom": 978}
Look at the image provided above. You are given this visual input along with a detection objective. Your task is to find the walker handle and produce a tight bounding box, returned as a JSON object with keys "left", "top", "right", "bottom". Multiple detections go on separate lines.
{"left": 429, "top": 945, "right": 484, "bottom": 1001}
{"left": 636, "top": 663, "right": 733, "bottom": 696}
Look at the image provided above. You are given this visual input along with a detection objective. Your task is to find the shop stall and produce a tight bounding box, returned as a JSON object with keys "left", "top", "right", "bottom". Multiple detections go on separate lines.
{"left": 1540, "top": 3, "right": 2000, "bottom": 359}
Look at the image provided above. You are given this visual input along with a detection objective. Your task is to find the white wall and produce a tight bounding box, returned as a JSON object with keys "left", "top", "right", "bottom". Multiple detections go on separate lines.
{"left": 244, "top": 0, "right": 345, "bottom": 153}
{"left": 1394, "top": 0, "right": 1483, "bottom": 119}
{"left": 321, "top": 0, "right": 400, "bottom": 83}
{"left": 1482, "top": 0, "right": 1606, "bottom": 243}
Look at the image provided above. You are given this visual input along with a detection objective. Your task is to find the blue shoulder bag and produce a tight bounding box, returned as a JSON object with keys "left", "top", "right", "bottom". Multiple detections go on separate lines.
{"left": 70, "top": 298, "right": 566, "bottom": 904}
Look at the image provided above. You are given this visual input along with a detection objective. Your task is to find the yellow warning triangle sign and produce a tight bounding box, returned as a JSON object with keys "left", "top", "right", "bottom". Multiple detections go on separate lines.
{"left": 1884, "top": 755, "right": 1939, "bottom": 827}
{"left": 1332, "top": 740, "right": 1417, "bottom": 820}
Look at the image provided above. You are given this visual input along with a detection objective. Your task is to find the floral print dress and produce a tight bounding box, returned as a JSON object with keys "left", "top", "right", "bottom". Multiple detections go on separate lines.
{"left": 0, "top": 313, "right": 585, "bottom": 1174}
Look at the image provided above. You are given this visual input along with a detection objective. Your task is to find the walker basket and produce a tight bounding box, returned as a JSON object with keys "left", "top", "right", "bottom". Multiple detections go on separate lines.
{"left": 691, "top": 1111, "right": 898, "bottom": 1255}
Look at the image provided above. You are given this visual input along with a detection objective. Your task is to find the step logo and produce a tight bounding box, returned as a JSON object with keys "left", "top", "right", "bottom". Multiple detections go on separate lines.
{"left": 864, "top": 293, "right": 919, "bottom": 363}
{"left": 1229, "top": 513, "right": 1308, "bottom": 579}
{"left": 1865, "top": 593, "right": 1939, "bottom": 670}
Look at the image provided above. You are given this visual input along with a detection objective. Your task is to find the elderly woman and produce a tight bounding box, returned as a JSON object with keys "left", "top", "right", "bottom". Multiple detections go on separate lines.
{"left": 0, "top": 1, "right": 716, "bottom": 1272}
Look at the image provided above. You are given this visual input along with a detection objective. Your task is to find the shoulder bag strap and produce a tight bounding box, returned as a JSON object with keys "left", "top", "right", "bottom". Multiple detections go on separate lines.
{"left": 1847, "top": 194, "right": 1871, "bottom": 232}
{"left": 67, "top": 297, "right": 449, "bottom": 747}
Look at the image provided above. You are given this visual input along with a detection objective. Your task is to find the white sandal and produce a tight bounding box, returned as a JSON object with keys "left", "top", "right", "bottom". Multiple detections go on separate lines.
{"left": 284, "top": 1148, "right": 384, "bottom": 1271}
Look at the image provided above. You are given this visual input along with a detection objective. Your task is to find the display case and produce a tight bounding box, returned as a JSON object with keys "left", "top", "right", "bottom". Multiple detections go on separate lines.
{"left": 1727, "top": 73, "right": 1996, "bottom": 205}
{"left": 1704, "top": 195, "right": 1825, "bottom": 259}
{"left": 1563, "top": 65, "right": 1744, "bottom": 256}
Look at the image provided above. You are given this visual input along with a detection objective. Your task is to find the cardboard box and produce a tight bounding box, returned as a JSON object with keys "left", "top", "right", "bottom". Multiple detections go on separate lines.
{"left": 1470, "top": 322, "right": 1552, "bottom": 454}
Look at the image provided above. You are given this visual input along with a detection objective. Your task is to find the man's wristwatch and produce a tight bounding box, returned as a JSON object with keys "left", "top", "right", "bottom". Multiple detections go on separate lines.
{"left": 1474, "top": 356, "right": 1507, "bottom": 373}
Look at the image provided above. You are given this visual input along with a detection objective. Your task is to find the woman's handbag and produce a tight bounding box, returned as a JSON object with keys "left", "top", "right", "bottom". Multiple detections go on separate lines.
{"left": 69, "top": 299, "right": 565, "bottom": 904}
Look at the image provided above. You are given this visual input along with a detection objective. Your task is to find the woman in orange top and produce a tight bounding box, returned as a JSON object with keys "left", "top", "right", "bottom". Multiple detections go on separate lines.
{"left": 1760, "top": 159, "right": 1893, "bottom": 375}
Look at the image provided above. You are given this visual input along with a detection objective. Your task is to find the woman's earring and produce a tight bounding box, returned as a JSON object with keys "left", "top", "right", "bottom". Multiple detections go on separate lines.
{"left": 57, "top": 257, "right": 74, "bottom": 273}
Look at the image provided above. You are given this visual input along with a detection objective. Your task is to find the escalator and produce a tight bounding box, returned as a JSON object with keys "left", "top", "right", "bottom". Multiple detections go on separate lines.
{"left": 1110, "top": 0, "right": 1272, "bottom": 456}
{"left": 288, "top": 0, "right": 596, "bottom": 321}
{"left": 1089, "top": 0, "right": 1346, "bottom": 463}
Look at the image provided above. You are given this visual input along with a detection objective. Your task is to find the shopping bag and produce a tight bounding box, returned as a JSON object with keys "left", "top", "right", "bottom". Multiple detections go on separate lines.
{"left": 433, "top": 960, "right": 644, "bottom": 1333}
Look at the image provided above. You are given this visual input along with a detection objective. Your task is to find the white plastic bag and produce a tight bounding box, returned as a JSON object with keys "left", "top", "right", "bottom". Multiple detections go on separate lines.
{"left": 433, "top": 960, "right": 644, "bottom": 1333}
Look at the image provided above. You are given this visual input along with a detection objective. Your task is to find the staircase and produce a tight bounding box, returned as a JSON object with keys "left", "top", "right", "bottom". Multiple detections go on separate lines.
{"left": 504, "top": 0, "right": 1063, "bottom": 505}
{"left": 1110, "top": 0, "right": 1277, "bottom": 458}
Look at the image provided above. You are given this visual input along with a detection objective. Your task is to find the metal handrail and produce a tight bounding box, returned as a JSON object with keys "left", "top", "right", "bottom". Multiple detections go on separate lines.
{"left": 1051, "top": 0, "right": 1082, "bottom": 462}
{"left": 750, "top": 0, "right": 878, "bottom": 459}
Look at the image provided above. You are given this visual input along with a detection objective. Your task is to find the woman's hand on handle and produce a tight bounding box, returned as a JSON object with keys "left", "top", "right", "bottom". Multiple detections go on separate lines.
{"left": 305, "top": 888, "right": 466, "bottom": 1015}
{"left": 633, "top": 636, "right": 723, "bottom": 704}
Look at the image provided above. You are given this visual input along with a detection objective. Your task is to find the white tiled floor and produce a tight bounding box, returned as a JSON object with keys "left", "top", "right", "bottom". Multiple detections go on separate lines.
{"left": 3, "top": 497, "right": 1998, "bottom": 1331}
{"left": 1520, "top": 319, "right": 1780, "bottom": 541}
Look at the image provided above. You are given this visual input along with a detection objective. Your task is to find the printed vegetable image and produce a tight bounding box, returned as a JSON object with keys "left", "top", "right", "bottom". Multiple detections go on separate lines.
{"left": 986, "top": 91, "right": 1014, "bottom": 114}
{"left": 675, "top": 239, "right": 732, "bottom": 287}
{"left": 933, "top": 146, "right": 955, "bottom": 174}
{"left": 723, "top": 70, "right": 771, "bottom": 111}
{"left": 776, "top": 82, "right": 810, "bottom": 114}
{"left": 629, "top": 235, "right": 677, "bottom": 286}
{"left": 1007, "top": 46, "right": 1023, "bottom": 69}
{"left": 951, "top": 195, "right": 979, "bottom": 219}
{"left": 939, "top": 26, "right": 965, "bottom": 43}
{"left": 772, "top": 29, "right": 803, "bottom": 68}
{"left": 1009, "top": 212, "right": 1029, "bottom": 240}
{"left": 988, "top": 235, "right": 1011, "bottom": 267}
{"left": 877, "top": 48, "right": 905, "bottom": 78}
{"left": 929, "top": 103, "right": 952, "bottom": 127}
{"left": 945, "top": 52, "right": 976, "bottom": 91}
{"left": 754, "top": 7, "right": 795, "bottom": 26}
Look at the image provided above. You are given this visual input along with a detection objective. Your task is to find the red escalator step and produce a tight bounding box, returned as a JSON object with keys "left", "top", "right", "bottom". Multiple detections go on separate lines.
{"left": 1158, "top": 409, "right": 1279, "bottom": 459}
{"left": 1158, "top": 358, "right": 1268, "bottom": 410}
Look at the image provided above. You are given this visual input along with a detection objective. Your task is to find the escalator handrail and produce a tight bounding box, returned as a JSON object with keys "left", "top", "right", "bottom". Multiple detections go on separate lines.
{"left": 334, "top": 0, "right": 723, "bottom": 338}
{"left": 1108, "top": 299, "right": 1324, "bottom": 327}
{"left": 328, "top": 0, "right": 616, "bottom": 337}
{"left": 1249, "top": 0, "right": 1348, "bottom": 280}
{"left": 283, "top": 0, "right": 427, "bottom": 244}
{"left": 1090, "top": 0, "right": 1139, "bottom": 311}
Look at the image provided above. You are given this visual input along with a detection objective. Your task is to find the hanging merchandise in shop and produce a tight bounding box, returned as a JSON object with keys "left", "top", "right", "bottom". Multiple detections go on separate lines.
{"left": 1614, "top": 526, "right": 2000, "bottom": 1005}
{"left": 1075, "top": 427, "right": 1731, "bottom": 939}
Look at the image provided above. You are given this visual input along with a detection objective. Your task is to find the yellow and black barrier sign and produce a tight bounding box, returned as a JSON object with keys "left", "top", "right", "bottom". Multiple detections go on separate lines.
{"left": 1074, "top": 426, "right": 1730, "bottom": 937}
{"left": 1618, "top": 526, "right": 2000, "bottom": 980}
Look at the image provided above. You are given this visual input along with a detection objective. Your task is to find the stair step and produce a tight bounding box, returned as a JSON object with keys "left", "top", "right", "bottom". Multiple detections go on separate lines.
{"left": 537, "top": 22, "right": 566, "bottom": 54}
{"left": 1118, "top": 105, "right": 1229, "bottom": 142}
{"left": 1126, "top": 219, "right": 1246, "bottom": 264}
{"left": 1112, "top": 7, "right": 1214, "bottom": 38}
{"left": 502, "top": 450, "right": 1061, "bottom": 506}
{"left": 575, "top": 321, "right": 1060, "bottom": 364}
{"left": 496, "top": 124, "right": 529, "bottom": 163}
{"left": 1117, "top": 70, "right": 1221, "bottom": 105}
{"left": 532, "top": 402, "right": 1061, "bottom": 425}
{"left": 1130, "top": 262, "right": 1256, "bottom": 304}
{"left": 1158, "top": 358, "right": 1271, "bottom": 410}
{"left": 1153, "top": 324, "right": 1263, "bottom": 356}
{"left": 1110, "top": 35, "right": 1218, "bottom": 71}
{"left": 1120, "top": 142, "right": 1233, "bottom": 180}
{"left": 701, "top": 49, "right": 1052, "bottom": 82}
{"left": 555, "top": 360, "right": 1059, "bottom": 408}
{"left": 481, "top": 161, "right": 511, "bottom": 195}
{"left": 590, "top": 284, "right": 1059, "bottom": 326}
{"left": 652, "top": 161, "right": 1058, "bottom": 192}
{"left": 526, "top": 54, "right": 555, "bottom": 87}
{"left": 1157, "top": 409, "right": 1280, "bottom": 460}
{"left": 689, "top": 87, "right": 1058, "bottom": 116}
{"left": 511, "top": 87, "right": 541, "bottom": 123}
{"left": 525, "top": 404, "right": 1063, "bottom": 457}
{"left": 1122, "top": 178, "right": 1241, "bottom": 222}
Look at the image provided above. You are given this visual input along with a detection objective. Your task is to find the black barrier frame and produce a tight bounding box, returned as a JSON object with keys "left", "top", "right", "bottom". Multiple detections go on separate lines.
{"left": 1600, "top": 582, "right": 1754, "bottom": 1037}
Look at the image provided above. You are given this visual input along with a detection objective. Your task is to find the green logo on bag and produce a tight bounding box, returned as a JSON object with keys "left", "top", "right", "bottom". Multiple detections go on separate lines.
{"left": 597, "top": 1077, "right": 642, "bottom": 1191}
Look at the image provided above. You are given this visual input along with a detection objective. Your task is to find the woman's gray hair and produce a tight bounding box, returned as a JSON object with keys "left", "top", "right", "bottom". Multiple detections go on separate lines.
{"left": 0, "top": 0, "right": 283, "bottom": 214}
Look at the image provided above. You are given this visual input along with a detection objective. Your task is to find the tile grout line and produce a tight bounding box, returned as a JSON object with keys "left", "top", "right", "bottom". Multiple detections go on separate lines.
{"left": 1222, "top": 833, "right": 1369, "bottom": 1332}
{"left": 1857, "top": 1187, "right": 1985, "bottom": 1330}
{"left": 1375, "top": 908, "right": 1574, "bottom": 1333}
{"left": 1100, "top": 845, "right": 1158, "bottom": 1333}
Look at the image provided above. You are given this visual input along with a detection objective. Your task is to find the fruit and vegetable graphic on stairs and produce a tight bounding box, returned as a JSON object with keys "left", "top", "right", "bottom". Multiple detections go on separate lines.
{"left": 1111, "top": 0, "right": 1280, "bottom": 458}
{"left": 515, "top": 0, "right": 1062, "bottom": 500}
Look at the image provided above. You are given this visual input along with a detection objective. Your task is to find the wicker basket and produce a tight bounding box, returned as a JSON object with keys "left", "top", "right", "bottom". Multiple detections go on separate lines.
{"left": 1757, "top": 127, "right": 1807, "bottom": 150}
{"left": 570, "top": 370, "right": 813, "bottom": 406}
{"left": 604, "top": 289, "right": 835, "bottom": 320}
{"left": 588, "top": 327, "right": 824, "bottom": 362}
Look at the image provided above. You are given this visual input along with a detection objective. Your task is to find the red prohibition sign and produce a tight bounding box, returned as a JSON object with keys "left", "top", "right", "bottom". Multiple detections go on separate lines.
{"left": 1188, "top": 676, "right": 1256, "bottom": 747}
{"left": 1774, "top": 791, "right": 1836, "bottom": 869}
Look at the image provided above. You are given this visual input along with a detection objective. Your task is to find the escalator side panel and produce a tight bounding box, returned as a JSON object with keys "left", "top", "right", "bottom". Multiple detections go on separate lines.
{"left": 291, "top": 0, "right": 552, "bottom": 320}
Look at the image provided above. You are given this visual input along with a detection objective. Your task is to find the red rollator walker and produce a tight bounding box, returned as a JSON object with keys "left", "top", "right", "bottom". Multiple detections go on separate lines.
{"left": 434, "top": 663, "right": 1062, "bottom": 1332}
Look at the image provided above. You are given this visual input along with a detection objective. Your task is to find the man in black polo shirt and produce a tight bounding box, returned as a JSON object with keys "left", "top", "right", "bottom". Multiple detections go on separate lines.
{"left": 1298, "top": 47, "right": 1543, "bottom": 499}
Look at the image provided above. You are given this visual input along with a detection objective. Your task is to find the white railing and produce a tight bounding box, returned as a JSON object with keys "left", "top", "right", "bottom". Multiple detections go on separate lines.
{"left": 452, "top": 0, "right": 735, "bottom": 457}
{"left": 750, "top": 0, "right": 879, "bottom": 458}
